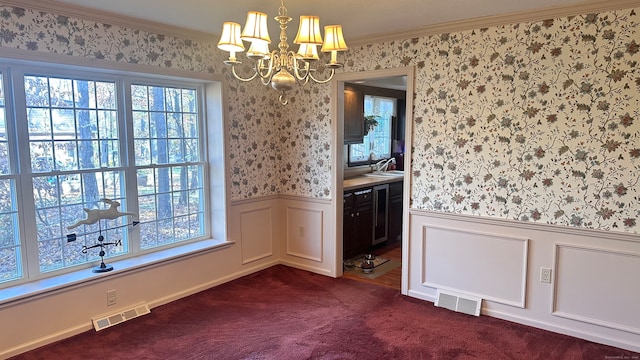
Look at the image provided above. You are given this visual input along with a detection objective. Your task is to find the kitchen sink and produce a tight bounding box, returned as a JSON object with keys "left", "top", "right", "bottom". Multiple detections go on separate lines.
{"left": 364, "top": 170, "right": 404, "bottom": 177}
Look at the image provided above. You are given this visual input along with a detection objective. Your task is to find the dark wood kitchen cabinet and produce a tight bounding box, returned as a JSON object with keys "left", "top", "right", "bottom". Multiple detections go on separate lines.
{"left": 343, "top": 187, "right": 373, "bottom": 259}
{"left": 343, "top": 84, "right": 364, "bottom": 144}
{"left": 388, "top": 181, "right": 403, "bottom": 242}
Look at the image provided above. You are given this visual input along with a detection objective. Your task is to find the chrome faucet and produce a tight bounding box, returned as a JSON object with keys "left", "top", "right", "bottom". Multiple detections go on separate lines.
{"left": 373, "top": 157, "right": 396, "bottom": 172}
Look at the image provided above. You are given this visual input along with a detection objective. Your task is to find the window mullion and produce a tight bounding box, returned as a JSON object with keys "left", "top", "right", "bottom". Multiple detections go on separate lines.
{"left": 121, "top": 79, "right": 140, "bottom": 253}
{"left": 10, "top": 68, "right": 40, "bottom": 280}
{"left": 197, "top": 86, "right": 210, "bottom": 239}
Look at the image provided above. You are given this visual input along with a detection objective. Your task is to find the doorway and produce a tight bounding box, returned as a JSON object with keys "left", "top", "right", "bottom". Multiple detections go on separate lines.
{"left": 332, "top": 67, "right": 415, "bottom": 294}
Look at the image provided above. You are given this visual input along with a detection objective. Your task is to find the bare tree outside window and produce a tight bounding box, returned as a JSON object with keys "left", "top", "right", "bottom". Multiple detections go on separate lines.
{"left": 76, "top": 80, "right": 100, "bottom": 207}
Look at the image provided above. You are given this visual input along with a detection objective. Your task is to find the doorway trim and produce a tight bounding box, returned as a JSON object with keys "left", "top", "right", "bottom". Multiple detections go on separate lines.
{"left": 331, "top": 66, "right": 415, "bottom": 295}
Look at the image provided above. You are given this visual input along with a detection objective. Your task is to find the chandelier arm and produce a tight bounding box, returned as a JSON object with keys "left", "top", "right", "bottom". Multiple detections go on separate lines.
{"left": 290, "top": 53, "right": 312, "bottom": 82}
{"left": 295, "top": 66, "right": 311, "bottom": 86}
{"left": 307, "top": 68, "right": 337, "bottom": 84}
{"left": 255, "top": 52, "right": 278, "bottom": 80}
{"left": 260, "top": 76, "right": 272, "bottom": 86}
{"left": 230, "top": 65, "right": 260, "bottom": 82}
{"left": 298, "top": 77, "right": 310, "bottom": 86}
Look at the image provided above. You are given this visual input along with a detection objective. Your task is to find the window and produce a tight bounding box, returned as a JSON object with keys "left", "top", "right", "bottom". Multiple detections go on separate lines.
{"left": 348, "top": 95, "right": 396, "bottom": 164}
{"left": 0, "top": 62, "right": 210, "bottom": 287}
{"left": 131, "top": 84, "right": 205, "bottom": 249}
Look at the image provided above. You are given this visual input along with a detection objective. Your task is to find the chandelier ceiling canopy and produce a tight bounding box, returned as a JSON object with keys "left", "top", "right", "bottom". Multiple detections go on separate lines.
{"left": 217, "top": 0, "right": 348, "bottom": 105}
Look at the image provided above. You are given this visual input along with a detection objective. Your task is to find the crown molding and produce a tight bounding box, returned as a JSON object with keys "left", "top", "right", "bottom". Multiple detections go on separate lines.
{"left": 2, "top": 0, "right": 638, "bottom": 46}
{"left": 0, "top": 0, "right": 217, "bottom": 43}
{"left": 349, "top": 0, "right": 640, "bottom": 46}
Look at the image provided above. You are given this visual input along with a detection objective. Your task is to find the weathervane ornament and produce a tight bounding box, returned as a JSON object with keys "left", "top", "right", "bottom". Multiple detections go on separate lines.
{"left": 66, "top": 198, "right": 139, "bottom": 273}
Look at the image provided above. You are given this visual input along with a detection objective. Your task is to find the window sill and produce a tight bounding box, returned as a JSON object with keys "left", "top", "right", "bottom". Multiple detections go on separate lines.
{"left": 0, "top": 238, "right": 234, "bottom": 308}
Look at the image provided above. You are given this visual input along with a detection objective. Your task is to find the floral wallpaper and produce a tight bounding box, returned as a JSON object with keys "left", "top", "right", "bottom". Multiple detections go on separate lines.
{"left": 1, "top": 4, "right": 639, "bottom": 233}
{"left": 0, "top": 6, "right": 217, "bottom": 72}
{"left": 274, "top": 83, "right": 334, "bottom": 198}
{"left": 223, "top": 79, "right": 334, "bottom": 199}
{"left": 223, "top": 78, "right": 284, "bottom": 199}
{"left": 338, "top": 8, "right": 639, "bottom": 232}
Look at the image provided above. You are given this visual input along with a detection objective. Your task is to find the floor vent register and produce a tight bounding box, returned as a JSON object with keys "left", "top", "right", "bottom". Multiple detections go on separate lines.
{"left": 92, "top": 303, "right": 151, "bottom": 331}
{"left": 435, "top": 289, "right": 482, "bottom": 316}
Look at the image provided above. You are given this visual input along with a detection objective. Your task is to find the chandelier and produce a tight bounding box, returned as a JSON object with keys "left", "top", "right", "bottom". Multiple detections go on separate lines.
{"left": 217, "top": 0, "right": 348, "bottom": 105}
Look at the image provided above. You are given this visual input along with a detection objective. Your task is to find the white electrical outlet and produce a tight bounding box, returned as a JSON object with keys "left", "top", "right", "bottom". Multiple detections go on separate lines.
{"left": 299, "top": 226, "right": 305, "bottom": 237}
{"left": 540, "top": 268, "right": 552, "bottom": 283}
{"left": 107, "top": 290, "right": 117, "bottom": 306}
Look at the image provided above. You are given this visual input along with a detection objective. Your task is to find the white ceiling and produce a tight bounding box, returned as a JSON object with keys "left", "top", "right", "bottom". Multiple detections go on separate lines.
{"left": 52, "top": 0, "right": 602, "bottom": 42}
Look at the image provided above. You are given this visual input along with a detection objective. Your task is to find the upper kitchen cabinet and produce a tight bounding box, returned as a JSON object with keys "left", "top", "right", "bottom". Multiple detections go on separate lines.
{"left": 344, "top": 84, "right": 365, "bottom": 144}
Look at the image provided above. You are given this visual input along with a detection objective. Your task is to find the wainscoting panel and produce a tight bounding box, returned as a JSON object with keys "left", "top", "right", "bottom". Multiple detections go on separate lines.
{"left": 407, "top": 210, "right": 640, "bottom": 352}
{"left": 285, "top": 206, "right": 324, "bottom": 262}
{"left": 421, "top": 225, "right": 528, "bottom": 308}
{"left": 239, "top": 206, "right": 274, "bottom": 264}
{"left": 553, "top": 244, "right": 640, "bottom": 335}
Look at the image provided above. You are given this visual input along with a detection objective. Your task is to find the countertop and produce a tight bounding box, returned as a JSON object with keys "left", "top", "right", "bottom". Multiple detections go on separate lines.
{"left": 343, "top": 172, "right": 404, "bottom": 191}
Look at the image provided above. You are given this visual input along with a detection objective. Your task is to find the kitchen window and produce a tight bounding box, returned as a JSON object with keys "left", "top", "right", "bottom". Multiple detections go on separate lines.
{"left": 0, "top": 62, "right": 210, "bottom": 288}
{"left": 348, "top": 95, "right": 396, "bottom": 165}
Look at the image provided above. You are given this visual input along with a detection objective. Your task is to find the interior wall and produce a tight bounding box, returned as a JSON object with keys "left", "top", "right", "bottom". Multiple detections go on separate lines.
{"left": 263, "top": 5, "right": 640, "bottom": 350}
{"left": 272, "top": 83, "right": 335, "bottom": 199}
{"left": 322, "top": 4, "right": 640, "bottom": 352}
{"left": 344, "top": 7, "right": 639, "bottom": 234}
{"left": 278, "top": 197, "right": 336, "bottom": 276}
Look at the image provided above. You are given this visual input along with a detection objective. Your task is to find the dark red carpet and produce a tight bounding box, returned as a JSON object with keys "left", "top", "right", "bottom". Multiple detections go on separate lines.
{"left": 11, "top": 265, "right": 639, "bottom": 359}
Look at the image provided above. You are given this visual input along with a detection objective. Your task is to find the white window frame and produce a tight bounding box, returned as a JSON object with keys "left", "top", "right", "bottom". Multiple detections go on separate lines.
{"left": 0, "top": 58, "right": 226, "bottom": 293}
{"left": 348, "top": 95, "right": 396, "bottom": 165}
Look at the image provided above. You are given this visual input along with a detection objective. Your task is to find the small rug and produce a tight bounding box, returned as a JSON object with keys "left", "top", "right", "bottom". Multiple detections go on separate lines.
{"left": 344, "top": 256, "right": 401, "bottom": 279}
{"left": 349, "top": 255, "right": 389, "bottom": 268}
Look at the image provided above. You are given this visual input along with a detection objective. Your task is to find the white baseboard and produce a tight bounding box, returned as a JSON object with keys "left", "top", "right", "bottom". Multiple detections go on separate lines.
{"left": 483, "top": 308, "right": 640, "bottom": 354}
{"left": 407, "top": 289, "right": 436, "bottom": 303}
{"left": 1, "top": 323, "right": 92, "bottom": 359}
{"left": 146, "top": 260, "right": 280, "bottom": 309}
{"left": 279, "top": 259, "right": 334, "bottom": 277}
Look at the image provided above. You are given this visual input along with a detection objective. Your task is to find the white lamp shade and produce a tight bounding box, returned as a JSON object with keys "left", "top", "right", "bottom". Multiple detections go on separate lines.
{"left": 296, "top": 43, "right": 319, "bottom": 60}
{"left": 247, "top": 41, "right": 271, "bottom": 58}
{"left": 217, "top": 22, "right": 245, "bottom": 53}
{"left": 241, "top": 11, "right": 271, "bottom": 44}
{"left": 321, "top": 25, "right": 348, "bottom": 52}
{"left": 294, "top": 16, "right": 323, "bottom": 45}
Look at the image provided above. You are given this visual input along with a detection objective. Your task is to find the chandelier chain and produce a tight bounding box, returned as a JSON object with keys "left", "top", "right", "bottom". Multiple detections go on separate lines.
{"left": 278, "top": 0, "right": 287, "bottom": 17}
